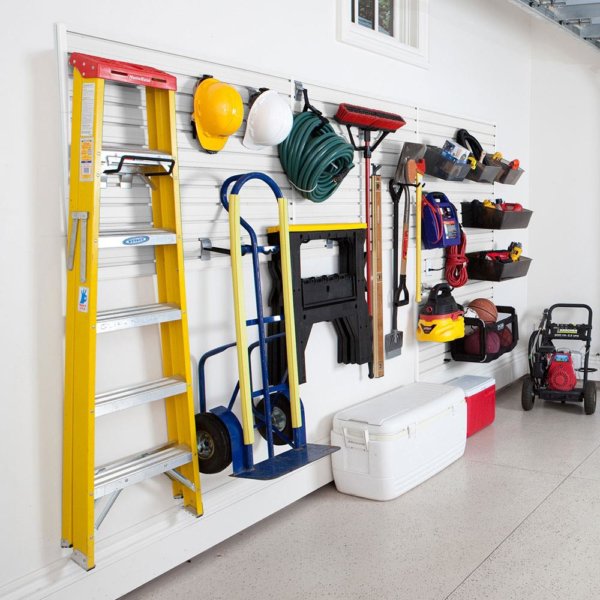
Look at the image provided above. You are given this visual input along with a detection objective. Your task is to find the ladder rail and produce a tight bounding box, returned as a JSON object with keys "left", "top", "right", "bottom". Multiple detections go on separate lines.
{"left": 146, "top": 85, "right": 202, "bottom": 510}
{"left": 62, "top": 70, "right": 105, "bottom": 561}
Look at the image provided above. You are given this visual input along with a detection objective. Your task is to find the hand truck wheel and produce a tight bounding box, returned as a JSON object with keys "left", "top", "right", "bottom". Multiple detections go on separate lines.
{"left": 256, "top": 394, "right": 293, "bottom": 446}
{"left": 195, "top": 412, "right": 232, "bottom": 474}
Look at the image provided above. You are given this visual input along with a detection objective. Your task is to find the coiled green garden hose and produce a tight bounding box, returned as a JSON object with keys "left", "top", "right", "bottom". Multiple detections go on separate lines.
{"left": 278, "top": 111, "right": 355, "bottom": 203}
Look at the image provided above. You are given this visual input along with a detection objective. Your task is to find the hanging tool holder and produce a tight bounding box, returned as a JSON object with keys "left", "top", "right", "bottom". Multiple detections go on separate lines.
{"left": 267, "top": 225, "right": 372, "bottom": 384}
{"left": 466, "top": 250, "right": 532, "bottom": 281}
{"left": 451, "top": 307, "right": 519, "bottom": 363}
{"left": 461, "top": 200, "right": 533, "bottom": 229}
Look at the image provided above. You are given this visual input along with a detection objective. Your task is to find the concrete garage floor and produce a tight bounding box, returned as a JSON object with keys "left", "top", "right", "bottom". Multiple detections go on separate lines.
{"left": 124, "top": 380, "right": 600, "bottom": 600}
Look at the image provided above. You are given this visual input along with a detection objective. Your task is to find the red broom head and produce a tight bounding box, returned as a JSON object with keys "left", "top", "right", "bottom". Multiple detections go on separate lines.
{"left": 334, "top": 103, "right": 406, "bottom": 133}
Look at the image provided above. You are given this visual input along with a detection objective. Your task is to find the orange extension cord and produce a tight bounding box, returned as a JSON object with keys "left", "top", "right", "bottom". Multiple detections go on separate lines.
{"left": 445, "top": 229, "right": 468, "bottom": 287}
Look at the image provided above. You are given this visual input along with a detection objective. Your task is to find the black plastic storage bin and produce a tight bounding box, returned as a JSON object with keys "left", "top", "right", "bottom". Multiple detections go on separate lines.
{"left": 461, "top": 202, "right": 533, "bottom": 229}
{"left": 451, "top": 306, "right": 519, "bottom": 363}
{"left": 467, "top": 252, "right": 532, "bottom": 281}
{"left": 466, "top": 162, "right": 502, "bottom": 183}
{"left": 484, "top": 156, "right": 524, "bottom": 185}
{"left": 424, "top": 145, "right": 470, "bottom": 181}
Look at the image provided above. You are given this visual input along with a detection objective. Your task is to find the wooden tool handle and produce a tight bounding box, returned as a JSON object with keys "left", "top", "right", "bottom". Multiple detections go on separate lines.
{"left": 370, "top": 173, "right": 384, "bottom": 378}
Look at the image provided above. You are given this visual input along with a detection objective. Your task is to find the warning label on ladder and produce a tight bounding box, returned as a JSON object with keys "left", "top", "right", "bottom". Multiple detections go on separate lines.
{"left": 79, "top": 138, "right": 93, "bottom": 182}
{"left": 80, "top": 83, "right": 95, "bottom": 137}
{"left": 79, "top": 83, "right": 95, "bottom": 182}
{"left": 78, "top": 287, "right": 89, "bottom": 313}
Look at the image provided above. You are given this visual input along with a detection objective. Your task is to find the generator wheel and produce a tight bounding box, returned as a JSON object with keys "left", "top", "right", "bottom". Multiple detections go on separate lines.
{"left": 256, "top": 394, "right": 293, "bottom": 446}
{"left": 195, "top": 412, "right": 232, "bottom": 474}
{"left": 522, "top": 375, "right": 535, "bottom": 411}
{"left": 584, "top": 381, "right": 597, "bottom": 415}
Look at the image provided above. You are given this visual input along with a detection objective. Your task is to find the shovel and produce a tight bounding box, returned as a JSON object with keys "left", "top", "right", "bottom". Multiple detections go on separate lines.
{"left": 385, "top": 166, "right": 412, "bottom": 358}
{"left": 385, "top": 146, "right": 426, "bottom": 359}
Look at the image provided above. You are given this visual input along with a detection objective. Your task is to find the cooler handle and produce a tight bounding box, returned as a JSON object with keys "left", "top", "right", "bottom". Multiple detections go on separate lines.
{"left": 342, "top": 427, "right": 369, "bottom": 451}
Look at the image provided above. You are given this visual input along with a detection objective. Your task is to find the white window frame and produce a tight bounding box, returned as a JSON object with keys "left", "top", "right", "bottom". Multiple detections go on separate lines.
{"left": 337, "top": 0, "right": 429, "bottom": 68}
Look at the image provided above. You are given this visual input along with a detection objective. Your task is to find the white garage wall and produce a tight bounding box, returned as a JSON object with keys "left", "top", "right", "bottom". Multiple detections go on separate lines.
{"left": 4, "top": 1, "right": 596, "bottom": 598}
{"left": 527, "top": 16, "right": 600, "bottom": 368}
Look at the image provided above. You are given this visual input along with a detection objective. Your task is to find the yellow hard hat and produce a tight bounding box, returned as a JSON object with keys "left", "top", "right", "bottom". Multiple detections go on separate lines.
{"left": 193, "top": 77, "right": 243, "bottom": 153}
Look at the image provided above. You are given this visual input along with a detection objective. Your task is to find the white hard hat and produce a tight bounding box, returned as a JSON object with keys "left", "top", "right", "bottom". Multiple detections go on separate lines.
{"left": 243, "top": 89, "right": 293, "bottom": 151}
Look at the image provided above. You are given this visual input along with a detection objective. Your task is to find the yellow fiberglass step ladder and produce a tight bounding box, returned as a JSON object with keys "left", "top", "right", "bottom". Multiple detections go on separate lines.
{"left": 62, "top": 53, "right": 202, "bottom": 571}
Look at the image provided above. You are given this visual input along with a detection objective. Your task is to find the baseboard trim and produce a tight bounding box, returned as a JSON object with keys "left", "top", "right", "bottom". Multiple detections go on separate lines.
{"left": 0, "top": 456, "right": 333, "bottom": 600}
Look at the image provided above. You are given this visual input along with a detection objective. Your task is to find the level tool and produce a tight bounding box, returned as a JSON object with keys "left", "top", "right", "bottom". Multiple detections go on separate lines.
{"left": 369, "top": 168, "right": 384, "bottom": 377}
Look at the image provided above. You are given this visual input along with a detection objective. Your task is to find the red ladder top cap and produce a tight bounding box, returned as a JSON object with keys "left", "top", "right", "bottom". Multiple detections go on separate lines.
{"left": 69, "top": 53, "right": 177, "bottom": 91}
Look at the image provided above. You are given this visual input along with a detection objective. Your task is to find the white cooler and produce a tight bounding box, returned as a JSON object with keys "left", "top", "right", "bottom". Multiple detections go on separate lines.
{"left": 331, "top": 383, "right": 466, "bottom": 501}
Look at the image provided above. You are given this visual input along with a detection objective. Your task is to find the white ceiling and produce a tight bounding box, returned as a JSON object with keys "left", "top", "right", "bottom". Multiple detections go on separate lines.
{"left": 511, "top": 0, "right": 600, "bottom": 51}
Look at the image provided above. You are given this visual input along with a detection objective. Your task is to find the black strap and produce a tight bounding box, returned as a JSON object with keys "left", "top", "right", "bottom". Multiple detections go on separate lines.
{"left": 457, "top": 128, "right": 484, "bottom": 161}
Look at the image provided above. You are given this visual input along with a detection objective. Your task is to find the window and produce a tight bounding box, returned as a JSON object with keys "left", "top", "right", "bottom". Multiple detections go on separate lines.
{"left": 338, "top": 0, "right": 429, "bottom": 67}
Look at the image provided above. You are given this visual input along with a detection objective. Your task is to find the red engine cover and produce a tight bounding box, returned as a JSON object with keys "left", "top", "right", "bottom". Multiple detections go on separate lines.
{"left": 547, "top": 353, "right": 577, "bottom": 392}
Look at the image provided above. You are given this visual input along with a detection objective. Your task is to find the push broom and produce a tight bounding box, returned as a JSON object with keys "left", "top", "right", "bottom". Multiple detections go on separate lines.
{"left": 334, "top": 104, "right": 406, "bottom": 377}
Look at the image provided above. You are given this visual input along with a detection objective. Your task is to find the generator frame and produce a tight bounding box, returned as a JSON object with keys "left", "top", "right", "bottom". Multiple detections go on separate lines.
{"left": 522, "top": 303, "right": 596, "bottom": 414}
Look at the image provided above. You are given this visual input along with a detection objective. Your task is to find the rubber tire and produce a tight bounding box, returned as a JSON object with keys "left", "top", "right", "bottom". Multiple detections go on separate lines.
{"left": 522, "top": 375, "right": 535, "bottom": 411}
{"left": 256, "top": 394, "right": 293, "bottom": 446}
{"left": 195, "top": 412, "right": 232, "bottom": 474}
{"left": 584, "top": 381, "right": 597, "bottom": 415}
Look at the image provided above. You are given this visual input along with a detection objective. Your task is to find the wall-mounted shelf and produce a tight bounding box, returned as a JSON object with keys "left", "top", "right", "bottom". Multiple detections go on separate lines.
{"left": 461, "top": 201, "right": 532, "bottom": 229}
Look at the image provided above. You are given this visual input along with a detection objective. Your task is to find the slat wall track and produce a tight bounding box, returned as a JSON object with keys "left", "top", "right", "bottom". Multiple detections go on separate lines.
{"left": 63, "top": 32, "right": 502, "bottom": 380}
{"left": 412, "top": 109, "right": 498, "bottom": 377}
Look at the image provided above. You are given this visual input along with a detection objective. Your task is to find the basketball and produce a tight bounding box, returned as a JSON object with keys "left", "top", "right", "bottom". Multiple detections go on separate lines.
{"left": 468, "top": 298, "right": 498, "bottom": 324}
{"left": 464, "top": 330, "right": 501, "bottom": 355}
{"left": 499, "top": 326, "right": 513, "bottom": 348}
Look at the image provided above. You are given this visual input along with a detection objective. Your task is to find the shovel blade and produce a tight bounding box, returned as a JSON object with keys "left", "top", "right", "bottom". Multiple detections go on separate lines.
{"left": 394, "top": 143, "right": 427, "bottom": 183}
{"left": 385, "top": 330, "right": 404, "bottom": 359}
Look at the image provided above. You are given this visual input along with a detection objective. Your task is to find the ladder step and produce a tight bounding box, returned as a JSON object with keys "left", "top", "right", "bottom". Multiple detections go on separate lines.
{"left": 95, "top": 377, "right": 187, "bottom": 417}
{"left": 98, "top": 228, "right": 177, "bottom": 248}
{"left": 94, "top": 443, "right": 192, "bottom": 499}
{"left": 97, "top": 303, "right": 181, "bottom": 333}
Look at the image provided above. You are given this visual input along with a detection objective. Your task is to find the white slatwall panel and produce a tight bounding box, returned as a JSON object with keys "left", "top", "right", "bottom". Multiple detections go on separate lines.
{"left": 62, "top": 31, "right": 502, "bottom": 382}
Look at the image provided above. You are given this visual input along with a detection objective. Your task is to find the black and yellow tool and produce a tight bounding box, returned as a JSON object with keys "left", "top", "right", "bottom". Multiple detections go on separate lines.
{"left": 508, "top": 242, "right": 523, "bottom": 262}
{"left": 486, "top": 242, "right": 523, "bottom": 263}
{"left": 63, "top": 54, "right": 202, "bottom": 571}
{"left": 417, "top": 284, "right": 465, "bottom": 343}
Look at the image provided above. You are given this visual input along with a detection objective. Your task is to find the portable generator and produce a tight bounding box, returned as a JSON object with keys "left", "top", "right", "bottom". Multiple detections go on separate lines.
{"left": 421, "top": 192, "right": 461, "bottom": 250}
{"left": 546, "top": 352, "right": 577, "bottom": 392}
{"left": 522, "top": 303, "right": 597, "bottom": 415}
